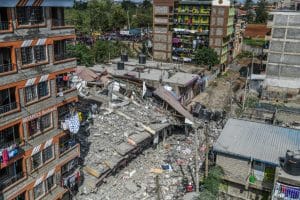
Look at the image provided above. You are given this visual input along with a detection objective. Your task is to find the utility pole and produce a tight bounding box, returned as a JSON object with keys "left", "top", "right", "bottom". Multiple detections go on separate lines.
{"left": 204, "top": 122, "right": 209, "bottom": 178}
{"left": 156, "top": 175, "right": 162, "bottom": 200}
{"left": 242, "top": 52, "right": 254, "bottom": 110}
{"left": 195, "top": 128, "right": 200, "bottom": 192}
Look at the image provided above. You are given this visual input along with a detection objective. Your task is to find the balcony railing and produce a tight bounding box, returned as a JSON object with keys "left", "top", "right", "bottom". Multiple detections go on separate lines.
{"left": 59, "top": 139, "right": 77, "bottom": 155}
{"left": 0, "top": 63, "right": 14, "bottom": 74}
{"left": 0, "top": 102, "right": 17, "bottom": 115}
{"left": 0, "top": 171, "right": 25, "bottom": 191}
{"left": 54, "top": 51, "right": 74, "bottom": 62}
{"left": 52, "top": 19, "right": 74, "bottom": 27}
{"left": 0, "top": 21, "right": 11, "bottom": 31}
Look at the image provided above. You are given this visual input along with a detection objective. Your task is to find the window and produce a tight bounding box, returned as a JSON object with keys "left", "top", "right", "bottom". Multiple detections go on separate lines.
{"left": 0, "top": 8, "right": 10, "bottom": 31}
{"left": 46, "top": 175, "right": 55, "bottom": 191}
{"left": 28, "top": 113, "right": 52, "bottom": 137}
{"left": 0, "top": 87, "right": 17, "bottom": 115}
{"left": 21, "top": 47, "right": 33, "bottom": 65}
{"left": 17, "top": 7, "right": 44, "bottom": 26}
{"left": 31, "top": 153, "right": 42, "bottom": 170}
{"left": 34, "top": 45, "right": 46, "bottom": 62}
{"left": 33, "top": 182, "right": 45, "bottom": 200}
{"left": 56, "top": 73, "right": 74, "bottom": 93}
{"left": 0, "top": 124, "right": 21, "bottom": 149}
{"left": 25, "top": 85, "right": 37, "bottom": 103}
{"left": 42, "top": 145, "right": 53, "bottom": 163}
{"left": 25, "top": 81, "right": 50, "bottom": 103}
{"left": 0, "top": 159, "right": 24, "bottom": 191}
{"left": 31, "top": 145, "right": 54, "bottom": 171}
{"left": 21, "top": 45, "right": 47, "bottom": 66}
{"left": 13, "top": 192, "right": 26, "bottom": 200}
{"left": 54, "top": 40, "right": 74, "bottom": 61}
{"left": 37, "top": 81, "right": 49, "bottom": 98}
{"left": 0, "top": 47, "right": 13, "bottom": 73}
{"left": 51, "top": 7, "right": 65, "bottom": 27}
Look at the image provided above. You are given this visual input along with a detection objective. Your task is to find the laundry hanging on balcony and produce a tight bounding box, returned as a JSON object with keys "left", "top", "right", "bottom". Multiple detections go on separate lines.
{"left": 68, "top": 112, "right": 80, "bottom": 134}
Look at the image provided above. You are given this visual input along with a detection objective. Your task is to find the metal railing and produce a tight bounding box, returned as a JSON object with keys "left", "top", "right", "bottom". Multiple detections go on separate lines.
{"left": 0, "top": 21, "right": 11, "bottom": 31}
{"left": 0, "top": 102, "right": 17, "bottom": 115}
{"left": 0, "top": 63, "right": 14, "bottom": 74}
{"left": 52, "top": 19, "right": 74, "bottom": 27}
{"left": 0, "top": 171, "right": 24, "bottom": 191}
{"left": 54, "top": 51, "right": 74, "bottom": 61}
{"left": 59, "top": 139, "right": 77, "bottom": 155}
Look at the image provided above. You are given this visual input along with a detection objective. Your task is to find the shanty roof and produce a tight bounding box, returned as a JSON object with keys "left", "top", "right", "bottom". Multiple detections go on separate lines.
{"left": 244, "top": 24, "right": 271, "bottom": 38}
{"left": 76, "top": 66, "right": 99, "bottom": 82}
{"left": 1, "top": 0, "right": 74, "bottom": 7}
{"left": 213, "top": 118, "right": 300, "bottom": 166}
{"left": 154, "top": 86, "right": 194, "bottom": 122}
{"left": 164, "top": 72, "right": 198, "bottom": 87}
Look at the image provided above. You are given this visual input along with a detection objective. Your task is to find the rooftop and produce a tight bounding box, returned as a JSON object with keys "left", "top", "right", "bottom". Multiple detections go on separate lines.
{"left": 244, "top": 24, "right": 271, "bottom": 39}
{"left": 165, "top": 72, "right": 198, "bottom": 87}
{"left": 213, "top": 118, "right": 300, "bottom": 165}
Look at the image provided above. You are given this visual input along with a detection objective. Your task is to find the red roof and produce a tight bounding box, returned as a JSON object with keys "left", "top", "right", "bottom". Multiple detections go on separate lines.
{"left": 244, "top": 24, "right": 271, "bottom": 38}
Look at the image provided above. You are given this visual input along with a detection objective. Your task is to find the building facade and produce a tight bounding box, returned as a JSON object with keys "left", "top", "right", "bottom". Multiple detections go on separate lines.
{"left": 0, "top": 1, "right": 80, "bottom": 200}
{"left": 152, "top": 0, "right": 236, "bottom": 66}
{"left": 263, "top": 10, "right": 300, "bottom": 99}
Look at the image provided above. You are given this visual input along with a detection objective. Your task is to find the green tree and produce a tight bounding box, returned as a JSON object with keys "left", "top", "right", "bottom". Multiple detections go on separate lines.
{"left": 68, "top": 44, "right": 94, "bottom": 67}
{"left": 256, "top": 0, "right": 269, "bottom": 23}
{"left": 111, "top": 5, "right": 127, "bottom": 30}
{"left": 196, "top": 166, "right": 224, "bottom": 200}
{"left": 244, "top": 0, "right": 253, "bottom": 10}
{"left": 194, "top": 47, "right": 219, "bottom": 68}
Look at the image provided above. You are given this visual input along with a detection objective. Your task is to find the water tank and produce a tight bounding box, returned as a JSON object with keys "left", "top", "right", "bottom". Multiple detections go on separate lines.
{"left": 117, "top": 62, "right": 124, "bottom": 70}
{"left": 139, "top": 54, "right": 146, "bottom": 64}
{"left": 282, "top": 150, "right": 300, "bottom": 176}
{"left": 121, "top": 54, "right": 128, "bottom": 62}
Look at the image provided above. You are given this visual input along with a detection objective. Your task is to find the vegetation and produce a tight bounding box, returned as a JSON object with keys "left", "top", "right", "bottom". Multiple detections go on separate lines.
{"left": 66, "top": 0, "right": 153, "bottom": 34}
{"left": 69, "top": 41, "right": 132, "bottom": 66}
{"left": 244, "top": 38, "right": 265, "bottom": 47}
{"left": 236, "top": 51, "right": 253, "bottom": 59}
{"left": 243, "top": 0, "right": 255, "bottom": 23}
{"left": 194, "top": 47, "right": 219, "bottom": 68}
{"left": 196, "top": 166, "right": 224, "bottom": 200}
{"left": 255, "top": 0, "right": 269, "bottom": 23}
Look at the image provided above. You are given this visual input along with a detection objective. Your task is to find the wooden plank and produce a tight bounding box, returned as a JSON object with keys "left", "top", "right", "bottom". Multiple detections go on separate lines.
{"left": 83, "top": 166, "right": 100, "bottom": 178}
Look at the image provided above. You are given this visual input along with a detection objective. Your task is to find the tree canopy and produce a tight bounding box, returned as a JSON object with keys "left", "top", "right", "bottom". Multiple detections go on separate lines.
{"left": 255, "top": 0, "right": 269, "bottom": 23}
{"left": 194, "top": 47, "right": 219, "bottom": 67}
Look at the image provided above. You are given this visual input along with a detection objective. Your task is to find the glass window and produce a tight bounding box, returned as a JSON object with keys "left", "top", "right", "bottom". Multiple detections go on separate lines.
{"left": 34, "top": 45, "right": 46, "bottom": 62}
{"left": 46, "top": 175, "right": 55, "bottom": 191}
{"left": 37, "top": 81, "right": 49, "bottom": 98}
{"left": 13, "top": 192, "right": 26, "bottom": 200}
{"left": 25, "top": 85, "right": 37, "bottom": 103}
{"left": 21, "top": 47, "right": 33, "bottom": 65}
{"left": 28, "top": 118, "right": 39, "bottom": 136}
{"left": 40, "top": 113, "right": 52, "bottom": 131}
{"left": 42, "top": 145, "right": 53, "bottom": 163}
{"left": 0, "top": 124, "right": 21, "bottom": 149}
{"left": 17, "top": 7, "right": 44, "bottom": 25}
{"left": 33, "top": 182, "right": 45, "bottom": 199}
{"left": 32, "top": 152, "right": 42, "bottom": 170}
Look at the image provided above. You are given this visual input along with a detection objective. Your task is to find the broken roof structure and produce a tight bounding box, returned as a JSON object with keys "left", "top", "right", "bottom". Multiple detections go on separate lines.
{"left": 213, "top": 118, "right": 300, "bottom": 165}
{"left": 164, "top": 72, "right": 198, "bottom": 87}
{"left": 154, "top": 86, "right": 194, "bottom": 122}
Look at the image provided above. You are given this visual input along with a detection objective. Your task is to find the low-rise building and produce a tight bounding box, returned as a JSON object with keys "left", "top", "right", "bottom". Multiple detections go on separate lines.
{"left": 213, "top": 118, "right": 300, "bottom": 199}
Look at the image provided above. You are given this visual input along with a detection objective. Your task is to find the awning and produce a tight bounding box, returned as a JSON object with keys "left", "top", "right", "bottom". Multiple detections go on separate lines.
{"left": 41, "top": 0, "right": 74, "bottom": 7}
{"left": 0, "top": 0, "right": 19, "bottom": 7}
{"left": 26, "top": 0, "right": 35, "bottom": 6}
{"left": 21, "top": 40, "right": 33, "bottom": 47}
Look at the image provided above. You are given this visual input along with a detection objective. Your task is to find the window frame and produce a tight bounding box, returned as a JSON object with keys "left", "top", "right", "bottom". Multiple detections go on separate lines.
{"left": 31, "top": 145, "right": 55, "bottom": 172}
{"left": 33, "top": 182, "right": 45, "bottom": 200}
{"left": 24, "top": 80, "right": 50, "bottom": 105}
{"left": 16, "top": 7, "right": 45, "bottom": 27}
{"left": 21, "top": 45, "right": 48, "bottom": 67}
{"left": 42, "top": 145, "right": 54, "bottom": 163}
{"left": 31, "top": 152, "right": 42, "bottom": 171}
{"left": 45, "top": 175, "right": 56, "bottom": 192}
{"left": 27, "top": 112, "right": 53, "bottom": 138}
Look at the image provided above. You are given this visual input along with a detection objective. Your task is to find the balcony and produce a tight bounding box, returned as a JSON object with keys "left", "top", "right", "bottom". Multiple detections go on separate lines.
{"left": 0, "top": 47, "right": 15, "bottom": 74}
{"left": 0, "top": 159, "right": 25, "bottom": 191}
{"left": 0, "top": 21, "right": 11, "bottom": 31}
{"left": 59, "top": 134, "right": 78, "bottom": 155}
{"left": 0, "top": 87, "right": 18, "bottom": 115}
{"left": 53, "top": 40, "right": 75, "bottom": 63}
{"left": 52, "top": 19, "right": 74, "bottom": 28}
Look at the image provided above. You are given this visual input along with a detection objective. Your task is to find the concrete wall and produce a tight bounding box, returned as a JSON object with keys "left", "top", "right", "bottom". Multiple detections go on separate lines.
{"left": 265, "top": 12, "right": 300, "bottom": 90}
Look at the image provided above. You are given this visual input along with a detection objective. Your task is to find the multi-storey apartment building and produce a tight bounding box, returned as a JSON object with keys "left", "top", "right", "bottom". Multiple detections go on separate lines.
{"left": 153, "top": 0, "right": 235, "bottom": 67}
{"left": 263, "top": 3, "right": 300, "bottom": 100}
{"left": 0, "top": 1, "right": 80, "bottom": 200}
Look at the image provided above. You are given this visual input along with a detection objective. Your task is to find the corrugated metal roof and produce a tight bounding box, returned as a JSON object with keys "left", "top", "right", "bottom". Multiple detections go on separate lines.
{"left": 213, "top": 118, "right": 300, "bottom": 166}
{"left": 0, "top": 0, "right": 19, "bottom": 7}
{"left": 41, "top": 0, "right": 74, "bottom": 7}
